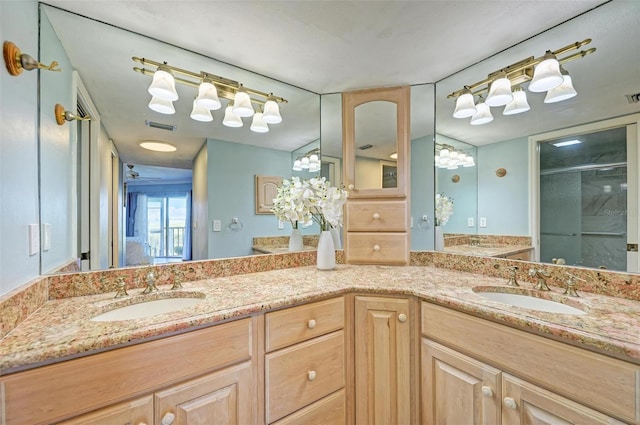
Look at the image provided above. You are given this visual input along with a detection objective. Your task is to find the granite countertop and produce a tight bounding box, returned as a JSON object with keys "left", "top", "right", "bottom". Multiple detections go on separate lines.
{"left": 1, "top": 264, "right": 639, "bottom": 373}
{"left": 252, "top": 245, "right": 317, "bottom": 254}
{"left": 444, "top": 244, "right": 533, "bottom": 257}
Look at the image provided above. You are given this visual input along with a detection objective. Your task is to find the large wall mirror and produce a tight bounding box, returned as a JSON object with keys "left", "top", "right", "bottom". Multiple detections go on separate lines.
{"left": 38, "top": 4, "right": 320, "bottom": 273}
{"left": 435, "top": 1, "right": 640, "bottom": 272}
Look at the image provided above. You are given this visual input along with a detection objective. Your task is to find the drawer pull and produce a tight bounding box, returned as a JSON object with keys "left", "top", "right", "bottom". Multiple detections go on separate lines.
{"left": 348, "top": 184, "right": 355, "bottom": 190}
{"left": 398, "top": 313, "right": 407, "bottom": 323}
{"left": 373, "top": 245, "right": 380, "bottom": 251}
{"left": 307, "top": 319, "right": 317, "bottom": 329}
{"left": 481, "top": 386, "right": 493, "bottom": 397}
{"left": 307, "top": 370, "right": 317, "bottom": 381}
{"left": 161, "top": 412, "right": 176, "bottom": 425}
{"left": 373, "top": 213, "right": 380, "bottom": 219}
{"left": 503, "top": 397, "right": 517, "bottom": 410}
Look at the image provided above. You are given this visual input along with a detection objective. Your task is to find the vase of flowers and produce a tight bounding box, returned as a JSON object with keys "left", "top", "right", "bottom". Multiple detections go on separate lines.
{"left": 435, "top": 193, "right": 454, "bottom": 250}
{"left": 288, "top": 225, "right": 303, "bottom": 252}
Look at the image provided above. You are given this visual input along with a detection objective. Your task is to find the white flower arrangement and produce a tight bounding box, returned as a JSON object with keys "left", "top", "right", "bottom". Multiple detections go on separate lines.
{"left": 435, "top": 193, "right": 454, "bottom": 226}
{"left": 272, "top": 176, "right": 348, "bottom": 231}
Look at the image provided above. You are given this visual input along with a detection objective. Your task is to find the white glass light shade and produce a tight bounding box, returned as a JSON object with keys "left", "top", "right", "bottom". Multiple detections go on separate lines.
{"left": 503, "top": 89, "right": 531, "bottom": 115}
{"left": 452, "top": 92, "right": 477, "bottom": 118}
{"left": 447, "top": 162, "right": 458, "bottom": 170}
{"left": 462, "top": 156, "right": 475, "bottom": 167}
{"left": 437, "top": 157, "right": 449, "bottom": 168}
{"left": 308, "top": 162, "right": 321, "bottom": 172}
{"left": 485, "top": 76, "right": 513, "bottom": 107}
{"left": 148, "top": 96, "right": 175, "bottom": 114}
{"left": 250, "top": 112, "right": 269, "bottom": 133}
{"left": 309, "top": 154, "right": 320, "bottom": 166}
{"left": 195, "top": 82, "right": 221, "bottom": 110}
{"left": 262, "top": 99, "right": 282, "bottom": 124}
{"left": 470, "top": 102, "right": 493, "bottom": 125}
{"left": 434, "top": 156, "right": 440, "bottom": 167}
{"left": 190, "top": 99, "right": 213, "bottom": 122}
{"left": 148, "top": 67, "right": 178, "bottom": 101}
{"left": 232, "top": 91, "right": 255, "bottom": 117}
{"left": 292, "top": 160, "right": 303, "bottom": 171}
{"left": 439, "top": 148, "right": 450, "bottom": 159}
{"left": 300, "top": 157, "right": 310, "bottom": 169}
{"left": 544, "top": 72, "right": 577, "bottom": 103}
{"left": 222, "top": 105, "right": 243, "bottom": 127}
{"left": 528, "top": 53, "right": 563, "bottom": 92}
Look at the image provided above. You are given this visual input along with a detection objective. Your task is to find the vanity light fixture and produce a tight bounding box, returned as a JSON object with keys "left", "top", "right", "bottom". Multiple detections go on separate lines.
{"left": 435, "top": 143, "right": 475, "bottom": 169}
{"left": 133, "top": 56, "right": 287, "bottom": 133}
{"left": 292, "top": 148, "right": 321, "bottom": 172}
{"left": 54, "top": 104, "right": 91, "bottom": 125}
{"left": 448, "top": 39, "right": 595, "bottom": 125}
{"left": 3, "top": 41, "right": 62, "bottom": 76}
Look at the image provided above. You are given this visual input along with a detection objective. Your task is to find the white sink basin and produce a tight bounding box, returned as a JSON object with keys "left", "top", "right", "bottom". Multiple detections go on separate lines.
{"left": 474, "top": 291, "right": 585, "bottom": 315}
{"left": 91, "top": 297, "right": 204, "bottom": 322}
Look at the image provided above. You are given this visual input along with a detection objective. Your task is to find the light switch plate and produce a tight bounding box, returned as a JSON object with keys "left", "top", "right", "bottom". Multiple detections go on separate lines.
{"left": 479, "top": 217, "right": 487, "bottom": 228}
{"left": 213, "top": 220, "right": 221, "bottom": 232}
{"left": 467, "top": 217, "right": 475, "bottom": 227}
{"left": 43, "top": 223, "right": 52, "bottom": 251}
{"left": 28, "top": 224, "right": 39, "bottom": 256}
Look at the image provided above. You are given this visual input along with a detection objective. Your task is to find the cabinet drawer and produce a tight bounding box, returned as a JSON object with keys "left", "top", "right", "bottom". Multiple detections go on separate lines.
{"left": 266, "top": 297, "right": 344, "bottom": 352}
{"left": 346, "top": 200, "right": 407, "bottom": 231}
{"left": 58, "top": 395, "right": 153, "bottom": 425}
{"left": 272, "top": 389, "right": 345, "bottom": 425}
{"left": 265, "top": 331, "right": 345, "bottom": 423}
{"left": 346, "top": 232, "right": 409, "bottom": 264}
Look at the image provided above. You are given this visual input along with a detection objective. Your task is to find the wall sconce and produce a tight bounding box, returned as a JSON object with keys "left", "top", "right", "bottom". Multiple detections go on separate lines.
{"left": 435, "top": 143, "right": 475, "bottom": 169}
{"left": 55, "top": 104, "right": 90, "bottom": 125}
{"left": 3, "top": 41, "right": 62, "bottom": 76}
{"left": 293, "top": 148, "right": 321, "bottom": 172}
{"left": 132, "top": 57, "right": 287, "bottom": 133}
{"left": 448, "top": 39, "right": 595, "bottom": 125}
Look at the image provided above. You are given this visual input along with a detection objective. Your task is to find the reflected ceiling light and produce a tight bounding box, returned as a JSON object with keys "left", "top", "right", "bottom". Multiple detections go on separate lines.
{"left": 552, "top": 139, "right": 581, "bottom": 147}
{"left": 133, "top": 57, "right": 286, "bottom": 131}
{"left": 308, "top": 154, "right": 321, "bottom": 172}
{"left": 222, "top": 105, "right": 243, "bottom": 127}
{"left": 195, "top": 80, "right": 222, "bottom": 110}
{"left": 528, "top": 51, "right": 563, "bottom": 92}
{"left": 452, "top": 87, "right": 477, "bottom": 118}
{"left": 262, "top": 95, "right": 283, "bottom": 124}
{"left": 390, "top": 152, "right": 398, "bottom": 159}
{"left": 544, "top": 67, "right": 577, "bottom": 103}
{"left": 148, "top": 64, "right": 178, "bottom": 101}
{"left": 148, "top": 96, "right": 175, "bottom": 114}
{"left": 250, "top": 112, "right": 269, "bottom": 133}
{"left": 292, "top": 160, "right": 303, "bottom": 171}
{"left": 140, "top": 141, "right": 177, "bottom": 152}
{"left": 485, "top": 72, "right": 513, "bottom": 107}
{"left": 470, "top": 99, "right": 493, "bottom": 125}
{"left": 435, "top": 143, "right": 474, "bottom": 170}
{"left": 292, "top": 147, "right": 321, "bottom": 173}
{"left": 447, "top": 39, "right": 595, "bottom": 124}
{"left": 190, "top": 99, "right": 213, "bottom": 122}
{"left": 503, "top": 87, "right": 531, "bottom": 115}
{"left": 232, "top": 88, "right": 255, "bottom": 117}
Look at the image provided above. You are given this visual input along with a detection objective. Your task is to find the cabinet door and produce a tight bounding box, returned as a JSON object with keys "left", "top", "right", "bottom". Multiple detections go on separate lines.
{"left": 422, "top": 339, "right": 501, "bottom": 425}
{"left": 154, "top": 361, "right": 254, "bottom": 425}
{"left": 354, "top": 296, "right": 411, "bottom": 425}
{"left": 501, "top": 374, "right": 626, "bottom": 425}
{"left": 58, "top": 395, "right": 153, "bottom": 425}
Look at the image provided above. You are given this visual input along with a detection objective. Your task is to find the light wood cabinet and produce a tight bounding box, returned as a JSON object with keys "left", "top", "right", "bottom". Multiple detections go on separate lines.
{"left": 354, "top": 296, "right": 413, "bottom": 425}
{"left": 342, "top": 86, "right": 411, "bottom": 265}
{"left": 421, "top": 302, "right": 639, "bottom": 424}
{"left": 264, "top": 296, "right": 346, "bottom": 424}
{"left": 58, "top": 395, "right": 153, "bottom": 425}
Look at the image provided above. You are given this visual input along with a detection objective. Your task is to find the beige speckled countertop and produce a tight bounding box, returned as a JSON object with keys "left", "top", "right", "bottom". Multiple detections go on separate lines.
{"left": 444, "top": 244, "right": 533, "bottom": 258}
{"left": 1, "top": 264, "right": 639, "bottom": 374}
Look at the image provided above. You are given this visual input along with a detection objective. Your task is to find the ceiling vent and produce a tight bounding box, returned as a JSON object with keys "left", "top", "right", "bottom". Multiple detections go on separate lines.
{"left": 625, "top": 93, "right": 640, "bottom": 104}
{"left": 358, "top": 144, "right": 373, "bottom": 150}
{"left": 145, "top": 120, "right": 177, "bottom": 131}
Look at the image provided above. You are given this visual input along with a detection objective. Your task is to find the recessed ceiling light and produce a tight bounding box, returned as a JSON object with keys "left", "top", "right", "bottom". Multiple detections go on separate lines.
{"left": 140, "top": 141, "right": 176, "bottom": 152}
{"left": 552, "top": 139, "right": 581, "bottom": 147}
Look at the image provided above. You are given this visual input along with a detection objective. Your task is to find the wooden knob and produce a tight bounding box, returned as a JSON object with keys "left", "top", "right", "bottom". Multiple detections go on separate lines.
{"left": 503, "top": 397, "right": 517, "bottom": 410}
{"left": 161, "top": 412, "right": 176, "bottom": 425}
{"left": 373, "top": 213, "right": 380, "bottom": 219}
{"left": 373, "top": 245, "right": 380, "bottom": 251}
{"left": 307, "top": 319, "right": 317, "bottom": 329}
{"left": 348, "top": 184, "right": 355, "bottom": 190}
{"left": 307, "top": 370, "right": 316, "bottom": 381}
{"left": 398, "top": 313, "right": 407, "bottom": 322}
{"left": 481, "top": 386, "right": 493, "bottom": 397}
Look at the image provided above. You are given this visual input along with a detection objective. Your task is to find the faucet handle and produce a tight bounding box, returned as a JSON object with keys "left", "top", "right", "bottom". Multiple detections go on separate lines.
{"left": 142, "top": 270, "right": 159, "bottom": 294}
{"left": 114, "top": 277, "right": 129, "bottom": 298}
{"left": 505, "top": 266, "right": 519, "bottom": 287}
{"left": 563, "top": 272, "right": 585, "bottom": 297}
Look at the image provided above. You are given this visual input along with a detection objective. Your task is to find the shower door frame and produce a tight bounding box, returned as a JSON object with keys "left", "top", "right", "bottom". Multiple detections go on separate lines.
{"left": 529, "top": 113, "right": 640, "bottom": 273}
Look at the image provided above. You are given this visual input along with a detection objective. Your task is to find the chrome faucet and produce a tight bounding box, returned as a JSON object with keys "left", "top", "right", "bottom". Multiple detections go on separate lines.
{"left": 528, "top": 268, "right": 551, "bottom": 291}
{"left": 142, "top": 271, "right": 159, "bottom": 294}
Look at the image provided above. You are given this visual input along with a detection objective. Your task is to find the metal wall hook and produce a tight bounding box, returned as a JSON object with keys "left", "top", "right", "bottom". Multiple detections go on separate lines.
{"left": 3, "top": 41, "right": 62, "bottom": 76}
{"left": 55, "top": 104, "right": 91, "bottom": 125}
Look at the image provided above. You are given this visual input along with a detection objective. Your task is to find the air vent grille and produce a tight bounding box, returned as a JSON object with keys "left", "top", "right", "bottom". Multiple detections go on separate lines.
{"left": 625, "top": 93, "right": 640, "bottom": 104}
{"left": 145, "top": 120, "right": 177, "bottom": 131}
{"left": 358, "top": 144, "right": 373, "bottom": 150}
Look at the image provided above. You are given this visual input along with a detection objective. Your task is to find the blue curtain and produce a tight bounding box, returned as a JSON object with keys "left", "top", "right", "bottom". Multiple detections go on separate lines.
{"left": 126, "top": 192, "right": 138, "bottom": 237}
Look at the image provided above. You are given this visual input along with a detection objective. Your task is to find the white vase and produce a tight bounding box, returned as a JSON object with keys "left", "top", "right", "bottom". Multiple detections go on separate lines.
{"left": 288, "top": 228, "right": 303, "bottom": 252}
{"left": 435, "top": 226, "right": 445, "bottom": 251}
{"left": 316, "top": 230, "right": 336, "bottom": 270}
{"left": 330, "top": 227, "right": 342, "bottom": 250}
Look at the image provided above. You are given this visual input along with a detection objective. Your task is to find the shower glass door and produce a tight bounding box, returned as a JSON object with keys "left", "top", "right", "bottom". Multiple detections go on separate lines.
{"left": 539, "top": 126, "right": 629, "bottom": 271}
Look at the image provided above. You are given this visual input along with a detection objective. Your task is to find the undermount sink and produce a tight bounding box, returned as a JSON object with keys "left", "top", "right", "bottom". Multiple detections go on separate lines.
{"left": 473, "top": 288, "right": 586, "bottom": 315}
{"left": 91, "top": 296, "right": 204, "bottom": 322}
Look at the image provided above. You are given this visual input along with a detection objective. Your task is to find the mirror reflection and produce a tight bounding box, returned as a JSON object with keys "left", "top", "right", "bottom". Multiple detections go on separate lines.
{"left": 39, "top": 4, "right": 321, "bottom": 273}
{"left": 435, "top": 1, "right": 640, "bottom": 271}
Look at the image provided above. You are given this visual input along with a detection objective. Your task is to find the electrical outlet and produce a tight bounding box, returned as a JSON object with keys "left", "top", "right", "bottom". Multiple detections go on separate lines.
{"left": 213, "top": 220, "right": 221, "bottom": 232}
{"left": 28, "top": 224, "right": 39, "bottom": 256}
{"left": 278, "top": 220, "right": 284, "bottom": 229}
{"left": 480, "top": 217, "right": 487, "bottom": 228}
{"left": 467, "top": 217, "right": 475, "bottom": 227}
